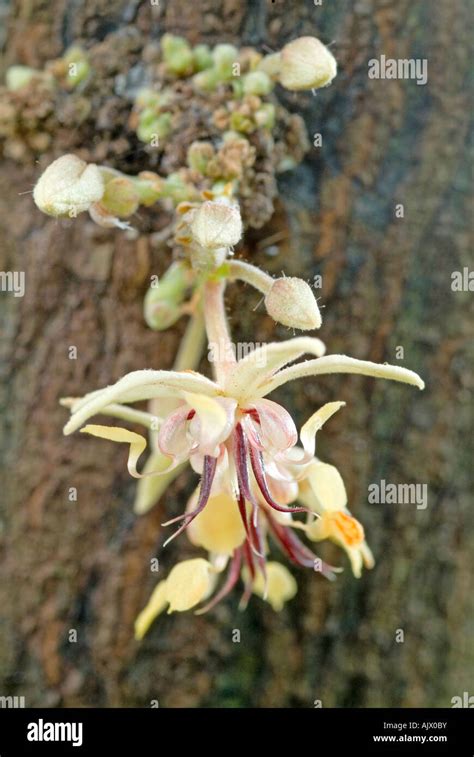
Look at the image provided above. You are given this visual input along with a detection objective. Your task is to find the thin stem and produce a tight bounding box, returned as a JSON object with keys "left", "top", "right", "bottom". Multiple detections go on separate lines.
{"left": 173, "top": 305, "right": 206, "bottom": 371}
{"left": 227, "top": 259, "right": 274, "bottom": 295}
{"left": 203, "top": 279, "right": 236, "bottom": 384}
{"left": 148, "top": 303, "right": 206, "bottom": 440}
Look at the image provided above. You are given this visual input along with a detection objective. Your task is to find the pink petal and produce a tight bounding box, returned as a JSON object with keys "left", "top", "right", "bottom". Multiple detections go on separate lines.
{"left": 187, "top": 397, "right": 237, "bottom": 457}
{"left": 244, "top": 398, "right": 298, "bottom": 453}
{"left": 158, "top": 405, "right": 195, "bottom": 461}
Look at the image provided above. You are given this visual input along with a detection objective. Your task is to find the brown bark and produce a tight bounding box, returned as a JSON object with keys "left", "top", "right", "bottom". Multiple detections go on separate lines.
{"left": 0, "top": 0, "right": 472, "bottom": 707}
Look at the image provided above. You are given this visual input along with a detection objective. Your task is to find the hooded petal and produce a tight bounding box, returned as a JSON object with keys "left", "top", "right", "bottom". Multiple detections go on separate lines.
{"left": 186, "top": 490, "right": 246, "bottom": 555}
{"left": 64, "top": 369, "right": 220, "bottom": 435}
{"left": 300, "top": 460, "right": 348, "bottom": 513}
{"left": 165, "top": 558, "right": 215, "bottom": 613}
{"left": 134, "top": 580, "right": 168, "bottom": 640}
{"left": 158, "top": 405, "right": 195, "bottom": 461}
{"left": 256, "top": 355, "right": 425, "bottom": 398}
{"left": 246, "top": 562, "right": 297, "bottom": 611}
{"left": 244, "top": 398, "right": 298, "bottom": 453}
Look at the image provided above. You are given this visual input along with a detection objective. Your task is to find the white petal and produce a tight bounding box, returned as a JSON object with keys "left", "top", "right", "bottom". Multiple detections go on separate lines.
{"left": 225, "top": 337, "right": 326, "bottom": 400}
{"left": 64, "top": 369, "right": 219, "bottom": 435}
{"left": 257, "top": 354, "right": 425, "bottom": 397}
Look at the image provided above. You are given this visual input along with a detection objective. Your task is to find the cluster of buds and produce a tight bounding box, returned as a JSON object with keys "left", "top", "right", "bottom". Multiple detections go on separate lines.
{"left": 5, "top": 46, "right": 91, "bottom": 93}
{"left": 130, "top": 35, "right": 335, "bottom": 148}
{"left": 32, "top": 154, "right": 200, "bottom": 227}
{"left": 30, "top": 32, "right": 425, "bottom": 638}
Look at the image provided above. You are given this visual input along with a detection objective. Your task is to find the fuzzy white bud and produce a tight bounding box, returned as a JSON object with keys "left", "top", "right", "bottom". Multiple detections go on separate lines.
{"left": 279, "top": 36, "right": 337, "bottom": 91}
{"left": 265, "top": 277, "right": 322, "bottom": 330}
{"left": 189, "top": 201, "right": 242, "bottom": 250}
{"left": 33, "top": 154, "right": 105, "bottom": 218}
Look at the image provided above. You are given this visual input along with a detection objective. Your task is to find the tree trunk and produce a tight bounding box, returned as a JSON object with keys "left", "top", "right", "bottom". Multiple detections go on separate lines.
{"left": 0, "top": 0, "right": 471, "bottom": 708}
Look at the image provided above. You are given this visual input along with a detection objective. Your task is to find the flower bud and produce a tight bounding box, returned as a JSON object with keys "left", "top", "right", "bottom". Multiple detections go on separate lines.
{"left": 254, "top": 103, "right": 276, "bottom": 129}
{"left": 136, "top": 111, "right": 172, "bottom": 143}
{"left": 6, "top": 65, "right": 38, "bottom": 91}
{"left": 33, "top": 154, "right": 104, "bottom": 218}
{"left": 212, "top": 44, "right": 238, "bottom": 78}
{"left": 134, "top": 171, "right": 166, "bottom": 206}
{"left": 187, "top": 141, "right": 215, "bottom": 174}
{"left": 264, "top": 276, "right": 322, "bottom": 330}
{"left": 63, "top": 46, "right": 90, "bottom": 87}
{"left": 192, "top": 44, "right": 213, "bottom": 72}
{"left": 190, "top": 200, "right": 242, "bottom": 249}
{"left": 100, "top": 176, "right": 139, "bottom": 218}
{"left": 161, "top": 34, "right": 194, "bottom": 76}
{"left": 279, "top": 36, "right": 337, "bottom": 91}
{"left": 242, "top": 70, "right": 273, "bottom": 96}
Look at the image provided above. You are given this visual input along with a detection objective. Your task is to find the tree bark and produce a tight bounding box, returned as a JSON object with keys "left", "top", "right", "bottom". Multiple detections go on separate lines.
{"left": 0, "top": 0, "right": 472, "bottom": 708}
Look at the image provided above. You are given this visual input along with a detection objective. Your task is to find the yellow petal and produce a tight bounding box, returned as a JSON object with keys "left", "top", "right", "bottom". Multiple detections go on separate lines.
{"left": 80, "top": 424, "right": 147, "bottom": 477}
{"left": 186, "top": 491, "right": 246, "bottom": 555}
{"left": 251, "top": 562, "right": 297, "bottom": 611}
{"left": 346, "top": 541, "right": 374, "bottom": 578}
{"left": 305, "top": 460, "right": 348, "bottom": 512}
{"left": 134, "top": 580, "right": 168, "bottom": 640}
{"left": 300, "top": 401, "right": 345, "bottom": 457}
{"left": 165, "top": 558, "right": 215, "bottom": 613}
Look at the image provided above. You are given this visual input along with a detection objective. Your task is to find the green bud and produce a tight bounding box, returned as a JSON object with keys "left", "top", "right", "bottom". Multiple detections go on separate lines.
{"left": 229, "top": 111, "right": 255, "bottom": 134}
{"left": 100, "top": 177, "right": 140, "bottom": 218}
{"left": 242, "top": 71, "right": 273, "bottom": 96}
{"left": 163, "top": 173, "right": 199, "bottom": 204}
{"left": 133, "top": 172, "right": 165, "bottom": 206}
{"left": 135, "top": 88, "right": 164, "bottom": 110}
{"left": 231, "top": 78, "right": 244, "bottom": 98}
{"left": 161, "top": 34, "right": 194, "bottom": 76}
{"left": 63, "top": 46, "right": 90, "bottom": 86}
{"left": 193, "top": 68, "right": 221, "bottom": 92}
{"left": 192, "top": 44, "right": 213, "bottom": 72}
{"left": 187, "top": 141, "right": 215, "bottom": 174}
{"left": 222, "top": 130, "right": 243, "bottom": 142}
{"left": 212, "top": 44, "right": 238, "bottom": 79}
{"left": 254, "top": 102, "right": 276, "bottom": 129}
{"left": 6, "top": 65, "right": 38, "bottom": 91}
{"left": 137, "top": 112, "right": 172, "bottom": 143}
{"left": 144, "top": 262, "right": 192, "bottom": 331}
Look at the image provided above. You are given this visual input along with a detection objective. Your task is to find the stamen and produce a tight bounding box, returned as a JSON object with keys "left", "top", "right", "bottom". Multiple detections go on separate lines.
{"left": 195, "top": 548, "right": 243, "bottom": 615}
{"left": 239, "top": 540, "right": 256, "bottom": 610}
{"left": 249, "top": 443, "right": 307, "bottom": 515}
{"left": 249, "top": 506, "right": 267, "bottom": 589}
{"left": 265, "top": 511, "right": 338, "bottom": 580}
{"left": 233, "top": 424, "right": 259, "bottom": 507}
{"left": 162, "top": 455, "right": 217, "bottom": 547}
